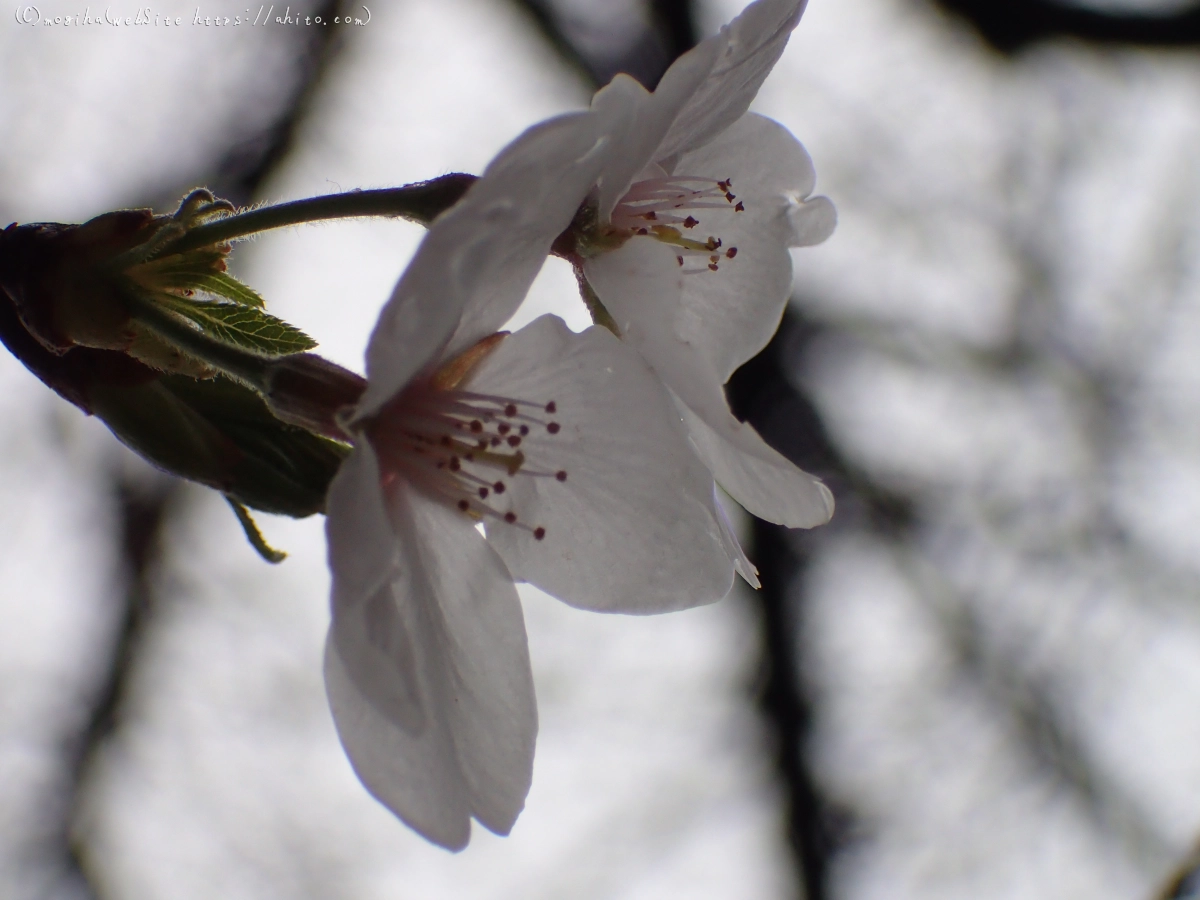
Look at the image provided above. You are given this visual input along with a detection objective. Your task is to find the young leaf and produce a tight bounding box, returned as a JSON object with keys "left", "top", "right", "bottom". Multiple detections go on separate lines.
{"left": 156, "top": 293, "right": 317, "bottom": 357}
{"left": 132, "top": 249, "right": 267, "bottom": 307}
{"left": 195, "top": 271, "right": 267, "bottom": 307}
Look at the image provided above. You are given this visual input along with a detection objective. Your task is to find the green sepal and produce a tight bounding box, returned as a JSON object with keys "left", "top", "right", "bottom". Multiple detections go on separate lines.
{"left": 578, "top": 275, "right": 621, "bottom": 337}
{"left": 150, "top": 292, "right": 316, "bottom": 357}
{"left": 88, "top": 371, "right": 350, "bottom": 519}
{"left": 226, "top": 497, "right": 287, "bottom": 563}
{"left": 133, "top": 249, "right": 266, "bottom": 307}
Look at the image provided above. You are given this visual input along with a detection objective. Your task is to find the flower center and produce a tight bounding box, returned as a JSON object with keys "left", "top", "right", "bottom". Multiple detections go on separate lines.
{"left": 610, "top": 175, "right": 744, "bottom": 273}
{"left": 367, "top": 382, "right": 567, "bottom": 541}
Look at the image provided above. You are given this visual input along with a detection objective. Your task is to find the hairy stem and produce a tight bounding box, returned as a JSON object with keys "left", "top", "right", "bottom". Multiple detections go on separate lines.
{"left": 157, "top": 174, "right": 477, "bottom": 257}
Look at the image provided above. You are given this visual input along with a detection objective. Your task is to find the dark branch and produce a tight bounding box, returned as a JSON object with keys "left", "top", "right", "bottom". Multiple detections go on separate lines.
{"left": 515, "top": 2, "right": 859, "bottom": 891}
{"left": 56, "top": 4, "right": 357, "bottom": 896}
{"left": 509, "top": 0, "right": 694, "bottom": 88}
{"left": 931, "top": 0, "right": 1200, "bottom": 54}
{"left": 209, "top": 0, "right": 354, "bottom": 206}
{"left": 64, "top": 477, "right": 176, "bottom": 898}
{"left": 649, "top": 0, "right": 700, "bottom": 66}
{"left": 507, "top": 0, "right": 600, "bottom": 86}
{"left": 727, "top": 311, "right": 856, "bottom": 900}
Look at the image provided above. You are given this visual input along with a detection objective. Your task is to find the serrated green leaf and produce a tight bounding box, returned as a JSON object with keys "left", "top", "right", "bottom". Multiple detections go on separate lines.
{"left": 196, "top": 271, "right": 266, "bottom": 307}
{"left": 131, "top": 250, "right": 266, "bottom": 307}
{"left": 156, "top": 294, "right": 317, "bottom": 357}
{"left": 153, "top": 271, "right": 266, "bottom": 307}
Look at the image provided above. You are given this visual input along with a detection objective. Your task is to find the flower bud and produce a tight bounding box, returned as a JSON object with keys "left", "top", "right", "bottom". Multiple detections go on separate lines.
{"left": 261, "top": 352, "right": 367, "bottom": 441}
{"left": 0, "top": 189, "right": 257, "bottom": 378}
{"left": 0, "top": 278, "right": 347, "bottom": 519}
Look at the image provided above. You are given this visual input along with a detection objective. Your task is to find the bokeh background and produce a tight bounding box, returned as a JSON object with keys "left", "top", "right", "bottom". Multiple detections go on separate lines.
{"left": 3, "top": 0, "right": 1200, "bottom": 897}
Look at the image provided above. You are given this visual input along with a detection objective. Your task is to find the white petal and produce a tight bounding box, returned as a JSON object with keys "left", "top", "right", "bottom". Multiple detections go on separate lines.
{"left": 714, "top": 485, "right": 761, "bottom": 589}
{"left": 655, "top": 0, "right": 808, "bottom": 161}
{"left": 681, "top": 398, "right": 834, "bottom": 528}
{"left": 324, "top": 442, "right": 400, "bottom": 611}
{"left": 787, "top": 193, "right": 837, "bottom": 247}
{"left": 558, "top": 268, "right": 832, "bottom": 530}
{"left": 469, "top": 315, "right": 734, "bottom": 613}
{"left": 669, "top": 114, "right": 822, "bottom": 377}
{"left": 440, "top": 113, "right": 613, "bottom": 361}
{"left": 676, "top": 111, "right": 816, "bottom": 200}
{"left": 325, "top": 486, "right": 536, "bottom": 850}
{"left": 359, "top": 112, "right": 609, "bottom": 417}
{"left": 584, "top": 237, "right": 734, "bottom": 425}
{"left": 587, "top": 115, "right": 826, "bottom": 383}
{"left": 584, "top": 232, "right": 778, "bottom": 391}
{"left": 591, "top": 39, "right": 719, "bottom": 218}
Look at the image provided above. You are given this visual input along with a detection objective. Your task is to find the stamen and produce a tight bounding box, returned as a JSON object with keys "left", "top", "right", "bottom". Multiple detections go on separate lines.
{"left": 368, "top": 380, "right": 569, "bottom": 544}
{"left": 608, "top": 174, "right": 746, "bottom": 274}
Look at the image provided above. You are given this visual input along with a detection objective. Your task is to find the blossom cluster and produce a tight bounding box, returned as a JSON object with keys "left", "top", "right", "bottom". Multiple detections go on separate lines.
{"left": 323, "top": 0, "right": 836, "bottom": 849}
{"left": 0, "top": 0, "right": 834, "bottom": 853}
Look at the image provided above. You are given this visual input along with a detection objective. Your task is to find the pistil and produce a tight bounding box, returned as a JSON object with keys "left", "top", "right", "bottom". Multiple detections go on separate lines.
{"left": 606, "top": 175, "right": 744, "bottom": 272}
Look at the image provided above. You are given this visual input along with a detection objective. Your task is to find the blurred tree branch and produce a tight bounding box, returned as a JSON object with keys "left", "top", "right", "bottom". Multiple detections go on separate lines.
{"left": 509, "top": 2, "right": 852, "bottom": 895}
{"left": 52, "top": 3, "right": 355, "bottom": 897}
{"left": 932, "top": 0, "right": 1200, "bottom": 53}
{"left": 510, "top": 0, "right": 696, "bottom": 87}
{"left": 64, "top": 476, "right": 176, "bottom": 899}
{"left": 204, "top": 0, "right": 352, "bottom": 207}
{"left": 727, "top": 316, "right": 853, "bottom": 900}
{"left": 893, "top": 541, "right": 1175, "bottom": 869}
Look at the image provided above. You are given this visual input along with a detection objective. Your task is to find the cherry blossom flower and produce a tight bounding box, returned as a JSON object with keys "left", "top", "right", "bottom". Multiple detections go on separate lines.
{"left": 558, "top": 0, "right": 837, "bottom": 545}
{"left": 324, "top": 113, "right": 734, "bottom": 850}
